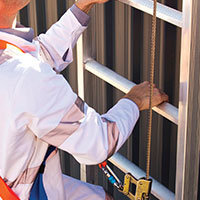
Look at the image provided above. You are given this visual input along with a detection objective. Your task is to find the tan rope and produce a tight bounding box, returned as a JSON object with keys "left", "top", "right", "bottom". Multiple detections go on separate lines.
{"left": 146, "top": 0, "right": 157, "bottom": 180}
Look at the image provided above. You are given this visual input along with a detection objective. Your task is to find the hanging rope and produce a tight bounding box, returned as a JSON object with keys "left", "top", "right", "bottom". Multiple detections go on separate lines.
{"left": 146, "top": 0, "right": 157, "bottom": 180}
{"left": 99, "top": 1, "right": 158, "bottom": 199}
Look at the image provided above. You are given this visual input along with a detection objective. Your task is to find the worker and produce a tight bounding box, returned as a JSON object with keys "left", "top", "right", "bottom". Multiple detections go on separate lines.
{"left": 0, "top": 0, "right": 168, "bottom": 199}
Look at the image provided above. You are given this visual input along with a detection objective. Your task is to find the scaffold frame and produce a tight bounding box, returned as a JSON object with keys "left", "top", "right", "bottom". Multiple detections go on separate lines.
{"left": 76, "top": 0, "right": 199, "bottom": 199}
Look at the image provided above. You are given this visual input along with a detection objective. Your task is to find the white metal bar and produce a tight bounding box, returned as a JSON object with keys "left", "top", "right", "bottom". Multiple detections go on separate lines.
{"left": 85, "top": 59, "right": 178, "bottom": 125}
{"left": 117, "top": 0, "right": 182, "bottom": 28}
{"left": 77, "top": 35, "right": 87, "bottom": 182}
{"left": 77, "top": 35, "right": 85, "bottom": 100}
{"left": 175, "top": 0, "right": 193, "bottom": 199}
{"left": 109, "top": 153, "right": 175, "bottom": 200}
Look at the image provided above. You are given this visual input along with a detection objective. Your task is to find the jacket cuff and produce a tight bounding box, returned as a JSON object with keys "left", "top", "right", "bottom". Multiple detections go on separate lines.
{"left": 70, "top": 4, "right": 91, "bottom": 26}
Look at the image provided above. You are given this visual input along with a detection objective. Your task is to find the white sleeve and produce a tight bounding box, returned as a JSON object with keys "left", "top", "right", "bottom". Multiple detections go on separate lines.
{"left": 101, "top": 98, "right": 139, "bottom": 152}
{"left": 57, "top": 99, "right": 139, "bottom": 164}
{"left": 14, "top": 59, "right": 139, "bottom": 165}
{"left": 37, "top": 8, "right": 87, "bottom": 72}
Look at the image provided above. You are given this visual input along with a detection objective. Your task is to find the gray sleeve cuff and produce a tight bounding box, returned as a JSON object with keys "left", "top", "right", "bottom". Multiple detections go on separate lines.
{"left": 70, "top": 4, "right": 90, "bottom": 26}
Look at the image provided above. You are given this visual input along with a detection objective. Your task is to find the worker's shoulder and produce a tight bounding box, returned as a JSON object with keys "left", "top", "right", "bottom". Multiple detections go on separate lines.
{"left": 0, "top": 46, "right": 31, "bottom": 70}
{"left": 0, "top": 47, "right": 24, "bottom": 67}
{"left": 0, "top": 48, "right": 59, "bottom": 95}
{"left": 0, "top": 47, "right": 54, "bottom": 75}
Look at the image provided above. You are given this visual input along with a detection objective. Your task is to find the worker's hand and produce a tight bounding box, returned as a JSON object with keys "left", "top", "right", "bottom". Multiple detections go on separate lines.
{"left": 76, "top": 0, "right": 109, "bottom": 14}
{"left": 123, "top": 81, "right": 168, "bottom": 111}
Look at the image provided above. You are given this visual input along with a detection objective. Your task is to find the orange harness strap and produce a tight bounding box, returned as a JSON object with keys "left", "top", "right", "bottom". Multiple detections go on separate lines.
{"left": 0, "top": 177, "right": 20, "bottom": 200}
{"left": 0, "top": 40, "right": 25, "bottom": 53}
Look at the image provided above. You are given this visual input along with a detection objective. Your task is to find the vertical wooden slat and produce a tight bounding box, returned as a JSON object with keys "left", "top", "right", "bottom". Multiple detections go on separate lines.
{"left": 27, "top": 0, "right": 38, "bottom": 35}
{"left": 19, "top": 7, "right": 28, "bottom": 27}
{"left": 45, "top": 0, "right": 58, "bottom": 29}
{"left": 168, "top": 0, "right": 181, "bottom": 190}
{"left": 114, "top": 1, "right": 126, "bottom": 104}
{"left": 65, "top": 0, "right": 78, "bottom": 92}
{"left": 95, "top": 4, "right": 106, "bottom": 114}
{"left": 151, "top": 17, "right": 164, "bottom": 182}
{"left": 113, "top": 2, "right": 130, "bottom": 199}
{"left": 124, "top": 5, "right": 133, "bottom": 163}
{"left": 83, "top": 3, "right": 107, "bottom": 187}
{"left": 64, "top": 0, "right": 81, "bottom": 181}
{"left": 131, "top": 8, "right": 142, "bottom": 166}
{"left": 36, "top": 1, "right": 46, "bottom": 34}
{"left": 168, "top": 15, "right": 180, "bottom": 196}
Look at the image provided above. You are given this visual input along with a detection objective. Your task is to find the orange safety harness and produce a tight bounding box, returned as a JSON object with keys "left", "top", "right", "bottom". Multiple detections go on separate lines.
{"left": 0, "top": 177, "right": 20, "bottom": 200}
{"left": 0, "top": 40, "right": 22, "bottom": 200}
{"left": 0, "top": 40, "right": 24, "bottom": 53}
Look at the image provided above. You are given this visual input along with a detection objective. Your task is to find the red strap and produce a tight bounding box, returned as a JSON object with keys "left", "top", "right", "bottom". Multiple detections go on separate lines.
{"left": 0, "top": 40, "right": 24, "bottom": 53}
{"left": 0, "top": 177, "right": 20, "bottom": 200}
{"left": 99, "top": 161, "right": 107, "bottom": 169}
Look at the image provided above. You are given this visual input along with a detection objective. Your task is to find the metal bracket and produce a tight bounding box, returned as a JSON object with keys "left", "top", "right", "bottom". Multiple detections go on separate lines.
{"left": 99, "top": 162, "right": 152, "bottom": 200}
{"left": 122, "top": 174, "right": 152, "bottom": 200}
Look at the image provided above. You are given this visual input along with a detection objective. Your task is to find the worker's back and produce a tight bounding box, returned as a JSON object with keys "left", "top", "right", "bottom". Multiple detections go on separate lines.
{"left": 0, "top": 46, "right": 54, "bottom": 200}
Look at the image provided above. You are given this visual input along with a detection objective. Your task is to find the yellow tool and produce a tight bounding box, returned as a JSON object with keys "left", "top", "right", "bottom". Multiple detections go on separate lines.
{"left": 99, "top": 163, "right": 152, "bottom": 200}
{"left": 121, "top": 174, "right": 152, "bottom": 200}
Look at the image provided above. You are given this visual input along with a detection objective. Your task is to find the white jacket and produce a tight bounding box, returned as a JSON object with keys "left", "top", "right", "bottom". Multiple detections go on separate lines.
{"left": 0, "top": 7, "right": 139, "bottom": 200}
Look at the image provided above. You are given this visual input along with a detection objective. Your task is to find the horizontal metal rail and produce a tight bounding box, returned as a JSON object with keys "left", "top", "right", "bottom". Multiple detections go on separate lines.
{"left": 118, "top": 0, "right": 182, "bottom": 28}
{"left": 109, "top": 153, "right": 175, "bottom": 200}
{"left": 84, "top": 59, "right": 178, "bottom": 125}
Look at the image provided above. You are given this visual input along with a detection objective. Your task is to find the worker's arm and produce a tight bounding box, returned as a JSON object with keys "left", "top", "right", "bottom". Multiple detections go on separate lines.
{"left": 37, "top": 0, "right": 109, "bottom": 73}
{"left": 49, "top": 83, "right": 167, "bottom": 165}
{"left": 15, "top": 61, "right": 167, "bottom": 165}
{"left": 37, "top": 6, "right": 89, "bottom": 72}
{"left": 49, "top": 97, "right": 139, "bottom": 164}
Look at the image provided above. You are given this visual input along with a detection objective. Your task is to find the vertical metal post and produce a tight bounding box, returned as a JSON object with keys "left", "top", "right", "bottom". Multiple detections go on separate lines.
{"left": 77, "top": 35, "right": 87, "bottom": 182}
{"left": 176, "top": 0, "right": 194, "bottom": 199}
{"left": 176, "top": 3, "right": 191, "bottom": 198}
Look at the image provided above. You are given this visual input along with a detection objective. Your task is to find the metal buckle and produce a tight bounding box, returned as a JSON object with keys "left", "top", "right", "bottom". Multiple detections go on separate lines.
{"left": 122, "top": 173, "right": 152, "bottom": 200}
